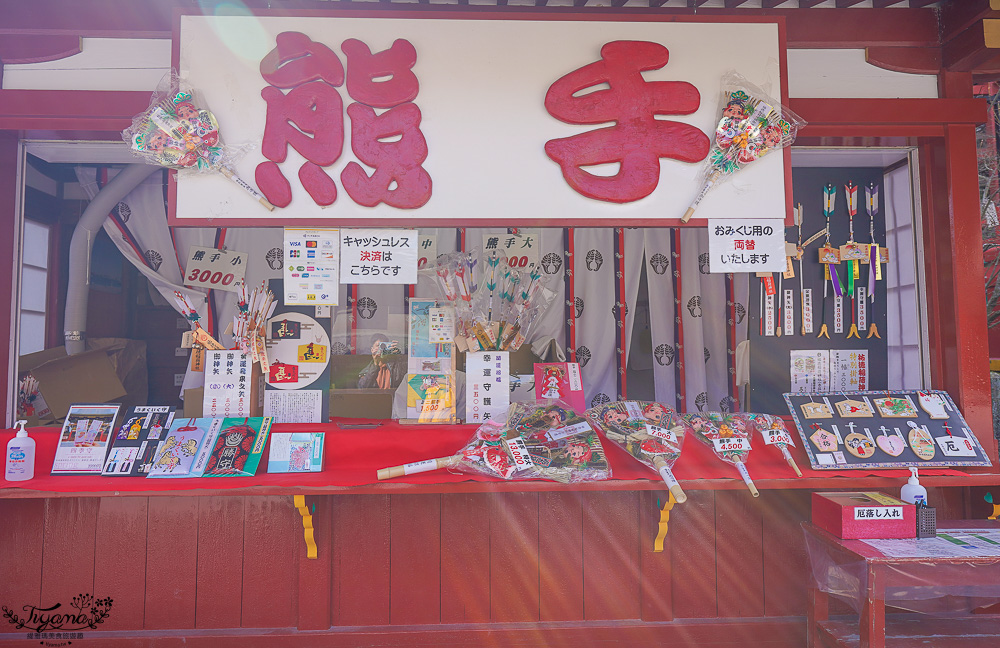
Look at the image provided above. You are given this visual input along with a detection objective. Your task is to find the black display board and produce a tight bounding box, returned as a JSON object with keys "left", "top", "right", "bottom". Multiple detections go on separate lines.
{"left": 784, "top": 390, "right": 992, "bottom": 470}
{"left": 749, "top": 167, "right": 889, "bottom": 414}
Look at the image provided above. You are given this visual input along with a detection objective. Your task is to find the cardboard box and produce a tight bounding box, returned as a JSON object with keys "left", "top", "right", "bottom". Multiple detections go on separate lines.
{"left": 18, "top": 346, "right": 126, "bottom": 424}
{"left": 812, "top": 491, "right": 915, "bottom": 539}
{"left": 184, "top": 387, "right": 204, "bottom": 417}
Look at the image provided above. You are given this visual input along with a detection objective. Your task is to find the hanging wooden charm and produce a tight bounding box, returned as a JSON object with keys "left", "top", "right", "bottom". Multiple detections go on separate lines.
{"left": 844, "top": 430, "right": 876, "bottom": 459}
{"left": 874, "top": 395, "right": 918, "bottom": 418}
{"left": 835, "top": 398, "right": 873, "bottom": 418}
{"left": 906, "top": 421, "right": 936, "bottom": 460}
{"left": 809, "top": 424, "right": 839, "bottom": 452}
{"left": 875, "top": 425, "right": 906, "bottom": 457}
{"left": 801, "top": 400, "right": 833, "bottom": 419}
{"left": 918, "top": 391, "right": 950, "bottom": 419}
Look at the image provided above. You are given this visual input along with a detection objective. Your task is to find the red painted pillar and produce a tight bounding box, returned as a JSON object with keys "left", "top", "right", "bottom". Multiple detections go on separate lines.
{"left": 943, "top": 121, "right": 995, "bottom": 454}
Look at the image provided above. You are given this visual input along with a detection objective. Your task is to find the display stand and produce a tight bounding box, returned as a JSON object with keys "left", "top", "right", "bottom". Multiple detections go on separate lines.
{"left": 804, "top": 522, "right": 1000, "bottom": 648}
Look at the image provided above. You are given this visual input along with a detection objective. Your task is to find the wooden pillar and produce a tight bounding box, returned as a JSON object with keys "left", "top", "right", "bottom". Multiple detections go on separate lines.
{"left": 0, "top": 133, "right": 18, "bottom": 426}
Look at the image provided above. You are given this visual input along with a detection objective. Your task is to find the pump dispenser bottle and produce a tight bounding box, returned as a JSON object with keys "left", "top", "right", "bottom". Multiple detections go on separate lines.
{"left": 5, "top": 420, "right": 35, "bottom": 481}
{"left": 900, "top": 467, "right": 927, "bottom": 505}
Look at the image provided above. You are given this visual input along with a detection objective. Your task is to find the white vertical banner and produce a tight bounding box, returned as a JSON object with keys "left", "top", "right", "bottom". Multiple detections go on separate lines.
{"left": 783, "top": 289, "right": 795, "bottom": 336}
{"left": 574, "top": 228, "right": 617, "bottom": 408}
{"left": 466, "top": 351, "right": 510, "bottom": 423}
{"left": 857, "top": 286, "right": 868, "bottom": 330}
{"left": 802, "top": 288, "right": 814, "bottom": 334}
{"left": 532, "top": 228, "right": 568, "bottom": 360}
{"left": 644, "top": 228, "right": 680, "bottom": 410}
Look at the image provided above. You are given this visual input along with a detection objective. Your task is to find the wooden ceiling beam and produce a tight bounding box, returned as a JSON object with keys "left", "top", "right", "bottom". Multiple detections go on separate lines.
{"left": 0, "top": 0, "right": 945, "bottom": 51}
{"left": 0, "top": 34, "right": 80, "bottom": 65}
{"left": 865, "top": 46, "right": 941, "bottom": 74}
{"left": 942, "top": 19, "right": 1000, "bottom": 72}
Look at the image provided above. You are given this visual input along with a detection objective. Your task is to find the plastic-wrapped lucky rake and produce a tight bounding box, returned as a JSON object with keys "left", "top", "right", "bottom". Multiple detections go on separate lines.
{"left": 683, "top": 412, "right": 759, "bottom": 497}
{"left": 377, "top": 400, "right": 610, "bottom": 484}
{"left": 586, "top": 400, "right": 690, "bottom": 503}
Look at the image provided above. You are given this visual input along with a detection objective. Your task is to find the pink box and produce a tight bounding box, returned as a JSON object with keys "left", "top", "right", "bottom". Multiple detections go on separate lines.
{"left": 812, "top": 491, "right": 916, "bottom": 539}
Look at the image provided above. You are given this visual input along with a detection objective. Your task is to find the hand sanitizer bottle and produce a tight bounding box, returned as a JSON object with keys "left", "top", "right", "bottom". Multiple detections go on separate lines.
{"left": 5, "top": 420, "right": 35, "bottom": 481}
{"left": 900, "top": 467, "right": 927, "bottom": 505}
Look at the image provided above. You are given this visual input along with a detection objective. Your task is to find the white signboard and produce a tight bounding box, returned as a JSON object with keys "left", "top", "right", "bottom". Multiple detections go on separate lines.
{"left": 707, "top": 219, "right": 786, "bottom": 273}
{"left": 176, "top": 15, "right": 784, "bottom": 226}
{"left": 466, "top": 351, "right": 510, "bottom": 424}
{"left": 184, "top": 246, "right": 247, "bottom": 293}
{"left": 284, "top": 228, "right": 340, "bottom": 305}
{"left": 340, "top": 228, "right": 418, "bottom": 284}
{"left": 204, "top": 350, "right": 255, "bottom": 418}
{"left": 481, "top": 230, "right": 540, "bottom": 270}
{"left": 790, "top": 350, "right": 830, "bottom": 393}
{"left": 831, "top": 349, "right": 868, "bottom": 391}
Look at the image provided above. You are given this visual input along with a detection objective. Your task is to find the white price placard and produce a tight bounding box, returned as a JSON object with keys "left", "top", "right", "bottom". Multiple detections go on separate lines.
{"left": 645, "top": 424, "right": 677, "bottom": 444}
{"left": 712, "top": 437, "right": 751, "bottom": 453}
{"left": 184, "top": 246, "right": 247, "bottom": 293}
{"left": 763, "top": 429, "right": 794, "bottom": 446}
{"left": 504, "top": 436, "right": 534, "bottom": 471}
{"left": 481, "top": 230, "right": 540, "bottom": 270}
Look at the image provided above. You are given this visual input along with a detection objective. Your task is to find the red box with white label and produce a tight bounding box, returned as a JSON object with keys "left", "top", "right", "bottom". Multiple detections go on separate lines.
{"left": 811, "top": 491, "right": 915, "bottom": 539}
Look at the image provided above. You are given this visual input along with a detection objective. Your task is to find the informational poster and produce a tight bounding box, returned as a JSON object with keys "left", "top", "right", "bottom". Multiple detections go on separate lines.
{"left": 790, "top": 350, "right": 830, "bottom": 393}
{"left": 264, "top": 390, "right": 324, "bottom": 423}
{"left": 407, "top": 299, "right": 452, "bottom": 375}
{"left": 466, "top": 351, "right": 510, "bottom": 424}
{"left": 481, "top": 229, "right": 540, "bottom": 270}
{"left": 405, "top": 374, "right": 456, "bottom": 422}
{"left": 204, "top": 350, "right": 255, "bottom": 418}
{"left": 51, "top": 404, "right": 121, "bottom": 474}
{"left": 263, "top": 278, "right": 332, "bottom": 421}
{"left": 707, "top": 219, "right": 785, "bottom": 273}
{"left": 184, "top": 246, "right": 247, "bottom": 293}
{"left": 284, "top": 227, "right": 339, "bottom": 305}
{"left": 862, "top": 530, "right": 1000, "bottom": 558}
{"left": 832, "top": 349, "right": 868, "bottom": 391}
{"left": 417, "top": 233, "right": 437, "bottom": 270}
{"left": 341, "top": 228, "right": 418, "bottom": 284}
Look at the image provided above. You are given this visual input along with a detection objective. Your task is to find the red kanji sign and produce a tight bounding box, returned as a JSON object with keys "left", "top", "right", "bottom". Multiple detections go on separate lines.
{"left": 256, "top": 31, "right": 431, "bottom": 210}
{"left": 544, "top": 41, "right": 710, "bottom": 203}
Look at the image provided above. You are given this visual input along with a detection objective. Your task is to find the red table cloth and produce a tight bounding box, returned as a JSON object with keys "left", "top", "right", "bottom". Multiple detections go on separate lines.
{"left": 0, "top": 419, "right": 969, "bottom": 493}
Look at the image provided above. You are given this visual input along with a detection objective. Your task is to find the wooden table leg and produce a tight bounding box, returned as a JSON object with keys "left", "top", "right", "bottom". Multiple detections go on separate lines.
{"left": 859, "top": 565, "right": 885, "bottom": 648}
{"left": 808, "top": 585, "right": 830, "bottom": 648}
